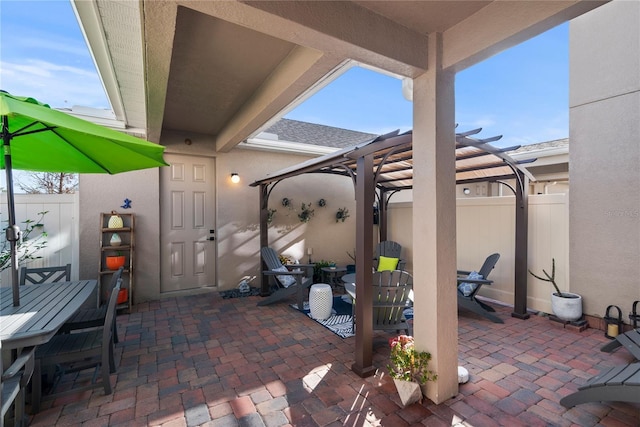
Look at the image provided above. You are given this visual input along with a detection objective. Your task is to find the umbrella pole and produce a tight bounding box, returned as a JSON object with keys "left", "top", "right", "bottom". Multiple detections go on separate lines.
{"left": 2, "top": 115, "right": 20, "bottom": 306}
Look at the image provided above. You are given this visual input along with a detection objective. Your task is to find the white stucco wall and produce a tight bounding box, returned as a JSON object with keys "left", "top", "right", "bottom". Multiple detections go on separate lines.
{"left": 78, "top": 130, "right": 358, "bottom": 302}
{"left": 79, "top": 168, "right": 161, "bottom": 303}
{"left": 569, "top": 0, "right": 640, "bottom": 319}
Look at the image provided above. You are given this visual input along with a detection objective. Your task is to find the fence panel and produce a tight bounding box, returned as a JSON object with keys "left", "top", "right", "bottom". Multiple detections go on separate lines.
{"left": 388, "top": 193, "right": 569, "bottom": 314}
{"left": 1, "top": 193, "right": 79, "bottom": 286}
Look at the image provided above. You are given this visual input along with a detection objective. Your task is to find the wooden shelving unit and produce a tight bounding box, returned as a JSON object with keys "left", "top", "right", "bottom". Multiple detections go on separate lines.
{"left": 99, "top": 212, "right": 134, "bottom": 312}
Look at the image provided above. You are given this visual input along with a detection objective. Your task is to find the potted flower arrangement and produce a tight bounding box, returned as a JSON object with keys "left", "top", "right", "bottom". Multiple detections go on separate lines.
{"left": 529, "top": 258, "right": 582, "bottom": 321}
{"left": 387, "top": 335, "right": 437, "bottom": 406}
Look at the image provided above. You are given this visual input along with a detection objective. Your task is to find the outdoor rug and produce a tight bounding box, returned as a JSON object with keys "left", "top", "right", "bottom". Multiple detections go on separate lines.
{"left": 290, "top": 295, "right": 355, "bottom": 339}
{"left": 219, "top": 286, "right": 262, "bottom": 299}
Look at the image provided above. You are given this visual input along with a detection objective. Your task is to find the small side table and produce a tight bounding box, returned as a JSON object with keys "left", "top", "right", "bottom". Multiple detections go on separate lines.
{"left": 321, "top": 267, "right": 347, "bottom": 290}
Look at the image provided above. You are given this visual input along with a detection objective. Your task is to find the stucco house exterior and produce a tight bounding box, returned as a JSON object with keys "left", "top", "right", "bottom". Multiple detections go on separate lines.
{"left": 69, "top": 0, "right": 638, "bottom": 402}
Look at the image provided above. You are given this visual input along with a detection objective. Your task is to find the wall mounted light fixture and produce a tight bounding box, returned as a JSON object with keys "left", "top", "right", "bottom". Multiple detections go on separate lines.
{"left": 230, "top": 173, "right": 240, "bottom": 184}
{"left": 463, "top": 188, "right": 471, "bottom": 195}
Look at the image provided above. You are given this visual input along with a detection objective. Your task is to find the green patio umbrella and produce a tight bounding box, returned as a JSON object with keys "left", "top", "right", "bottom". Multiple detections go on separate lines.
{"left": 1, "top": 90, "right": 168, "bottom": 306}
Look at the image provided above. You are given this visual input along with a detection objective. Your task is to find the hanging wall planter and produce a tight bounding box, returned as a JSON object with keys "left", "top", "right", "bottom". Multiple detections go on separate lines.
{"left": 336, "top": 207, "right": 350, "bottom": 222}
{"left": 266, "top": 208, "right": 277, "bottom": 225}
{"left": 298, "top": 203, "right": 315, "bottom": 223}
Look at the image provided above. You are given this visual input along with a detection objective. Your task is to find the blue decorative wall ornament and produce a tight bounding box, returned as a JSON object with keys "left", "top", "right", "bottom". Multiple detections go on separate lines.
{"left": 121, "top": 198, "right": 132, "bottom": 209}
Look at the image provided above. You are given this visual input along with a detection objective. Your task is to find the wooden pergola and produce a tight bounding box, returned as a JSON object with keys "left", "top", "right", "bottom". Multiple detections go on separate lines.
{"left": 251, "top": 128, "right": 535, "bottom": 376}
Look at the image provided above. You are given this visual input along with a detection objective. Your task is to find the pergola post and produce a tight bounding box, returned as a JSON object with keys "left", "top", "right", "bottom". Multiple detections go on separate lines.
{"left": 378, "top": 188, "right": 387, "bottom": 242}
{"left": 259, "top": 183, "right": 270, "bottom": 296}
{"left": 512, "top": 171, "right": 530, "bottom": 319}
{"left": 352, "top": 153, "right": 375, "bottom": 377}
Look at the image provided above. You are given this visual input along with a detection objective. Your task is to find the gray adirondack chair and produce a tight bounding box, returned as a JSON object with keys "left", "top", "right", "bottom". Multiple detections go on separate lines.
{"left": 32, "top": 278, "right": 121, "bottom": 413}
{"left": 257, "top": 247, "right": 314, "bottom": 309}
{"left": 457, "top": 253, "right": 502, "bottom": 323}
{"left": 19, "top": 264, "right": 71, "bottom": 286}
{"left": 58, "top": 267, "right": 124, "bottom": 343}
{"left": 600, "top": 328, "right": 640, "bottom": 360}
{"left": 372, "top": 269, "right": 413, "bottom": 334}
{"left": 560, "top": 363, "right": 640, "bottom": 408}
{"left": 374, "top": 241, "right": 406, "bottom": 271}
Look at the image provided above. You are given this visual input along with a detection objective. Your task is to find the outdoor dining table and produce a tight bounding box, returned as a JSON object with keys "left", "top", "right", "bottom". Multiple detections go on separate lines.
{"left": 1, "top": 280, "right": 97, "bottom": 352}
{"left": 342, "top": 273, "right": 357, "bottom": 300}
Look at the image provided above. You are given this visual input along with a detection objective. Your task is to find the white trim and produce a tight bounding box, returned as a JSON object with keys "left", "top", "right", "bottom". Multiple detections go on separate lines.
{"left": 238, "top": 137, "right": 340, "bottom": 156}
{"left": 510, "top": 145, "right": 569, "bottom": 160}
{"left": 71, "top": 0, "right": 125, "bottom": 122}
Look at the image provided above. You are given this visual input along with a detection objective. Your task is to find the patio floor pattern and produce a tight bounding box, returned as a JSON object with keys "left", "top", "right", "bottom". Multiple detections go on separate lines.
{"left": 28, "top": 292, "right": 640, "bottom": 427}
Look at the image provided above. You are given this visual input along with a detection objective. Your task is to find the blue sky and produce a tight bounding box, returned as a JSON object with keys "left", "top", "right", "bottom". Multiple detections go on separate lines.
{"left": 1, "top": 1, "right": 569, "bottom": 148}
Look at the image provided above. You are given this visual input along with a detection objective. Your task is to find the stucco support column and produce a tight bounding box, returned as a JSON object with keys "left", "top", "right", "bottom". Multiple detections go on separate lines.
{"left": 412, "top": 33, "right": 458, "bottom": 403}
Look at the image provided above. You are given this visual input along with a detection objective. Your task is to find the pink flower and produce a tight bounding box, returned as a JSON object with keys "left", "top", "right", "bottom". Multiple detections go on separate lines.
{"left": 389, "top": 334, "right": 414, "bottom": 350}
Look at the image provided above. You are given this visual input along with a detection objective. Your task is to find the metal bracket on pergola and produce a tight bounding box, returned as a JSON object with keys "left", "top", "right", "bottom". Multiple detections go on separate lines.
{"left": 251, "top": 127, "right": 536, "bottom": 375}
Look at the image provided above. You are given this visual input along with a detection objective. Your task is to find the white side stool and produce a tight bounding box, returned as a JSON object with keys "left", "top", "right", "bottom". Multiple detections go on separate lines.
{"left": 309, "top": 283, "right": 333, "bottom": 320}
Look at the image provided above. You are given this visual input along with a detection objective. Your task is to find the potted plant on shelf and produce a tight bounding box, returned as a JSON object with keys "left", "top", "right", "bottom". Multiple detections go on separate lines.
{"left": 106, "top": 252, "right": 126, "bottom": 271}
{"left": 528, "top": 258, "right": 582, "bottom": 321}
{"left": 387, "top": 335, "right": 437, "bottom": 406}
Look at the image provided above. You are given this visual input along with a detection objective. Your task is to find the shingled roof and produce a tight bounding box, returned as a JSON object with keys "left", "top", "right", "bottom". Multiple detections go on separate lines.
{"left": 509, "top": 138, "right": 569, "bottom": 154}
{"left": 264, "top": 118, "right": 377, "bottom": 148}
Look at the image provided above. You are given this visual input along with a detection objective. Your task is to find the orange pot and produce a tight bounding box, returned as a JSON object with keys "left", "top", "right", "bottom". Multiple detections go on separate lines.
{"left": 117, "top": 288, "right": 128, "bottom": 304}
{"left": 106, "top": 255, "right": 126, "bottom": 270}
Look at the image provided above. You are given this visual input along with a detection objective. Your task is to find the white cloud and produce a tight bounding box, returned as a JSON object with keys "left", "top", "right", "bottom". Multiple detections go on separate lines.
{"left": 0, "top": 59, "right": 108, "bottom": 109}
{"left": 17, "top": 37, "right": 90, "bottom": 57}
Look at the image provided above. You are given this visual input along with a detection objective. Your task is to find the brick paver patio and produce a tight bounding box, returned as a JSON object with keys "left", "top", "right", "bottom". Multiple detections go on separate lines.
{"left": 28, "top": 292, "right": 640, "bottom": 426}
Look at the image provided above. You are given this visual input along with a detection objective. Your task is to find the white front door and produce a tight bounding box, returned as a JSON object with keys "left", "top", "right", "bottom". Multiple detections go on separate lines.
{"left": 160, "top": 154, "right": 216, "bottom": 293}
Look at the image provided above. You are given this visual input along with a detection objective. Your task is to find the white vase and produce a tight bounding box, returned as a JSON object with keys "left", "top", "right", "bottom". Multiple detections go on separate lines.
{"left": 110, "top": 233, "right": 122, "bottom": 247}
{"left": 551, "top": 292, "right": 582, "bottom": 321}
{"left": 393, "top": 378, "right": 422, "bottom": 407}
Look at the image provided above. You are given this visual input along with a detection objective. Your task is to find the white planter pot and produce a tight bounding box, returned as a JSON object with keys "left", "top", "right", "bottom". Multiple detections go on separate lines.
{"left": 551, "top": 292, "right": 582, "bottom": 321}
{"left": 393, "top": 379, "right": 422, "bottom": 407}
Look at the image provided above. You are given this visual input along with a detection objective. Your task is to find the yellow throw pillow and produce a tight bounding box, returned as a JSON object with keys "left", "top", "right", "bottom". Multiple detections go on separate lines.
{"left": 377, "top": 255, "right": 399, "bottom": 271}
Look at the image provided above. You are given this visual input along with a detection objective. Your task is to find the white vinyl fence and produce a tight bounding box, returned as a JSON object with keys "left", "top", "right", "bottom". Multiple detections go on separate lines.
{"left": 388, "top": 193, "right": 569, "bottom": 315}
{"left": 1, "top": 193, "right": 79, "bottom": 286}
{"left": 1, "top": 192, "right": 569, "bottom": 315}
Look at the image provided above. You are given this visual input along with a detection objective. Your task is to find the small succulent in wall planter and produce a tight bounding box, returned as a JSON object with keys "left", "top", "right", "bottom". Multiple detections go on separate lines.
{"left": 318, "top": 198, "right": 327, "bottom": 207}
{"left": 298, "top": 203, "right": 315, "bottom": 223}
{"left": 336, "top": 207, "right": 350, "bottom": 222}
{"left": 267, "top": 208, "right": 277, "bottom": 225}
